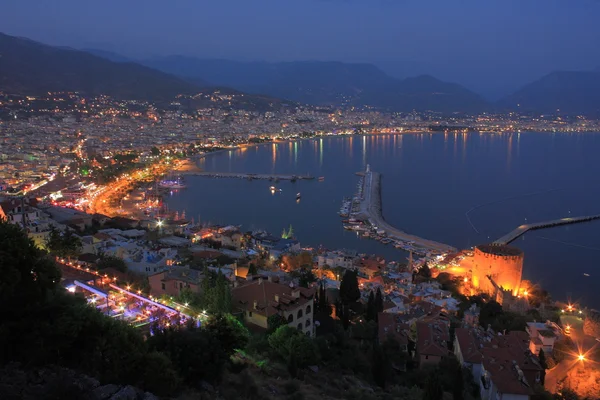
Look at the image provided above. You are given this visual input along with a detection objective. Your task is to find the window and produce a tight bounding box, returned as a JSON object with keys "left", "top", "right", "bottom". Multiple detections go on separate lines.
{"left": 306, "top": 305, "right": 311, "bottom": 314}
{"left": 161, "top": 283, "right": 165, "bottom": 290}
{"left": 248, "top": 311, "right": 253, "bottom": 317}
{"left": 297, "top": 309, "right": 303, "bottom": 319}
{"left": 287, "top": 314, "right": 293, "bottom": 323}
{"left": 425, "top": 355, "right": 429, "bottom": 360}
{"left": 179, "top": 282, "right": 183, "bottom": 289}
{"left": 297, "top": 323, "right": 302, "bottom": 331}
{"left": 305, "top": 319, "right": 311, "bottom": 327}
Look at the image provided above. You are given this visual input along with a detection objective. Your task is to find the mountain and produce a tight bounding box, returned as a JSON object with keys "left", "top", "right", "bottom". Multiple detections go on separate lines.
{"left": 359, "top": 74, "right": 489, "bottom": 113}
{"left": 500, "top": 70, "right": 600, "bottom": 116}
{"left": 0, "top": 33, "right": 199, "bottom": 101}
{"left": 80, "top": 48, "right": 132, "bottom": 63}
{"left": 142, "top": 56, "right": 488, "bottom": 113}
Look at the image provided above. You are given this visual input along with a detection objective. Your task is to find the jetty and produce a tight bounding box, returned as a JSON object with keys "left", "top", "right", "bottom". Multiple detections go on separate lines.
{"left": 355, "top": 168, "right": 457, "bottom": 254}
{"left": 181, "top": 171, "right": 314, "bottom": 181}
{"left": 494, "top": 214, "right": 600, "bottom": 245}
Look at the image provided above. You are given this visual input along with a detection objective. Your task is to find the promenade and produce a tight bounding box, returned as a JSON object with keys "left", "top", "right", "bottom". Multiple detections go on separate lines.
{"left": 494, "top": 214, "right": 600, "bottom": 245}
{"left": 356, "top": 170, "right": 456, "bottom": 254}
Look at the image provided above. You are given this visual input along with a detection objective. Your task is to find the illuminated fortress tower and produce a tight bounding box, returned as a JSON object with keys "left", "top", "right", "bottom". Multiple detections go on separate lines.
{"left": 471, "top": 244, "right": 524, "bottom": 296}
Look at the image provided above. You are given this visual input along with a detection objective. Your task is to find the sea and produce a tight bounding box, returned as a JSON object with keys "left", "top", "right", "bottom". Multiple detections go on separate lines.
{"left": 165, "top": 133, "right": 600, "bottom": 308}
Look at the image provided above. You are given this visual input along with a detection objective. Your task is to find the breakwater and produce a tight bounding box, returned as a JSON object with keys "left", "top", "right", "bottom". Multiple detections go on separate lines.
{"left": 354, "top": 169, "right": 457, "bottom": 254}
{"left": 181, "top": 171, "right": 314, "bottom": 181}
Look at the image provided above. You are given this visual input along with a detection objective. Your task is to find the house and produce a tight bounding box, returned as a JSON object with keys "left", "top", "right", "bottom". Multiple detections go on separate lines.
{"left": 526, "top": 321, "right": 558, "bottom": 354}
{"left": 464, "top": 304, "right": 481, "bottom": 327}
{"left": 232, "top": 278, "right": 315, "bottom": 337}
{"left": 125, "top": 247, "right": 178, "bottom": 275}
{"left": 44, "top": 205, "right": 93, "bottom": 228}
{"left": 317, "top": 251, "right": 356, "bottom": 270}
{"left": 357, "top": 256, "right": 385, "bottom": 279}
{"left": 148, "top": 266, "right": 203, "bottom": 297}
{"left": 378, "top": 312, "right": 409, "bottom": 352}
{"left": 213, "top": 227, "right": 243, "bottom": 250}
{"left": 479, "top": 331, "right": 543, "bottom": 400}
{"left": 0, "top": 197, "right": 58, "bottom": 247}
{"left": 454, "top": 327, "right": 485, "bottom": 383}
{"left": 416, "top": 320, "right": 450, "bottom": 368}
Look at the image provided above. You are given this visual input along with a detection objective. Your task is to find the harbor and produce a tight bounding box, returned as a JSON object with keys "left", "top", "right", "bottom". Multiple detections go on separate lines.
{"left": 340, "top": 165, "right": 457, "bottom": 256}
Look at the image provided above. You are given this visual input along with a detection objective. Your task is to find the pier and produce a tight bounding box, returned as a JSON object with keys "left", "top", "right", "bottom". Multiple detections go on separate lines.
{"left": 356, "top": 169, "right": 457, "bottom": 254}
{"left": 181, "top": 171, "right": 314, "bottom": 181}
{"left": 494, "top": 215, "right": 600, "bottom": 245}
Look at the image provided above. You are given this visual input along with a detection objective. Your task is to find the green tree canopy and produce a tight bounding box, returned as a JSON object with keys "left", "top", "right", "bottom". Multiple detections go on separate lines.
{"left": 45, "top": 226, "right": 82, "bottom": 258}
{"left": 268, "top": 325, "right": 319, "bottom": 367}
{"left": 97, "top": 254, "right": 127, "bottom": 272}
{"left": 340, "top": 269, "right": 360, "bottom": 304}
{"left": 203, "top": 314, "right": 250, "bottom": 357}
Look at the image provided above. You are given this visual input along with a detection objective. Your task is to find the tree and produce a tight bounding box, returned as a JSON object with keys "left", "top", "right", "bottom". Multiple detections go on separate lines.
{"left": 375, "top": 287, "right": 384, "bottom": 314}
{"left": 422, "top": 372, "right": 443, "bottom": 400}
{"left": 203, "top": 314, "right": 250, "bottom": 357}
{"left": 0, "top": 222, "right": 173, "bottom": 390}
{"left": 96, "top": 254, "right": 127, "bottom": 273}
{"left": 453, "top": 365, "right": 464, "bottom": 400}
{"left": 317, "top": 283, "right": 331, "bottom": 315}
{"left": 340, "top": 269, "right": 360, "bottom": 304}
{"left": 45, "top": 226, "right": 82, "bottom": 259}
{"left": 366, "top": 291, "right": 376, "bottom": 321}
{"left": 298, "top": 267, "right": 316, "bottom": 288}
{"left": 201, "top": 268, "right": 232, "bottom": 314}
{"left": 248, "top": 263, "right": 258, "bottom": 276}
{"left": 372, "top": 344, "right": 391, "bottom": 388}
{"left": 139, "top": 351, "right": 181, "bottom": 396}
{"left": 538, "top": 350, "right": 547, "bottom": 385}
{"left": 0, "top": 221, "right": 61, "bottom": 308}
{"left": 267, "top": 314, "right": 288, "bottom": 333}
{"left": 268, "top": 325, "right": 319, "bottom": 367}
{"left": 150, "top": 146, "right": 160, "bottom": 156}
{"left": 418, "top": 263, "right": 432, "bottom": 280}
{"left": 148, "top": 325, "right": 226, "bottom": 386}
{"left": 341, "top": 304, "right": 350, "bottom": 330}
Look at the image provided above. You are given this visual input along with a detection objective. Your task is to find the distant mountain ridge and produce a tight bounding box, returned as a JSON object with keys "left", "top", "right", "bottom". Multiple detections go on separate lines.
{"left": 499, "top": 70, "right": 600, "bottom": 116}
{"left": 0, "top": 33, "right": 200, "bottom": 101}
{"left": 0, "top": 33, "right": 289, "bottom": 111}
{"left": 141, "top": 56, "right": 489, "bottom": 113}
{"left": 3, "top": 32, "right": 599, "bottom": 116}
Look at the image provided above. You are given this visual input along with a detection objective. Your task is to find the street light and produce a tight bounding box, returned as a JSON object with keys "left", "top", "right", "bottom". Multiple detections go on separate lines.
{"left": 578, "top": 354, "right": 585, "bottom": 362}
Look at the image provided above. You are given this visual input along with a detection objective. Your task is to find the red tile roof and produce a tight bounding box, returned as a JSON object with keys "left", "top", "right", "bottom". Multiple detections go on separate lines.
{"left": 232, "top": 280, "right": 314, "bottom": 317}
{"left": 481, "top": 331, "right": 542, "bottom": 396}
{"left": 416, "top": 321, "right": 450, "bottom": 357}
{"left": 455, "top": 328, "right": 484, "bottom": 364}
{"left": 378, "top": 312, "right": 409, "bottom": 345}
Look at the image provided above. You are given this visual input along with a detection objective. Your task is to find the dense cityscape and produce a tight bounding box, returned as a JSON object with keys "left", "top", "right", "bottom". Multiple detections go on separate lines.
{"left": 2, "top": 2, "right": 600, "bottom": 399}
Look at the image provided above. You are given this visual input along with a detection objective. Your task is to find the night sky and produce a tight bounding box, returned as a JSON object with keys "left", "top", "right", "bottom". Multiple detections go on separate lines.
{"left": 2, "top": 0, "right": 599, "bottom": 98}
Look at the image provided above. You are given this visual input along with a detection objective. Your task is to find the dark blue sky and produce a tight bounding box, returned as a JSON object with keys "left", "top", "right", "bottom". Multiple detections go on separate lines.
{"left": 3, "top": 0, "right": 599, "bottom": 98}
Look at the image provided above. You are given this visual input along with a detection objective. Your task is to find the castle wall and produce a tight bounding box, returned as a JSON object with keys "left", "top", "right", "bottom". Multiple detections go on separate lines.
{"left": 471, "top": 245, "right": 524, "bottom": 296}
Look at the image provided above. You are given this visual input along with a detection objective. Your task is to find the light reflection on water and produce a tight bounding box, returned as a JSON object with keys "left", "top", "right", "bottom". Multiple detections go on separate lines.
{"left": 168, "top": 133, "right": 600, "bottom": 307}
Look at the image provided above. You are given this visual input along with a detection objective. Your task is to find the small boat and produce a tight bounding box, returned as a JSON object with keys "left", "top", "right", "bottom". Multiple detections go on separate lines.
{"left": 279, "top": 189, "right": 283, "bottom": 193}
{"left": 296, "top": 192, "right": 301, "bottom": 199}
{"left": 584, "top": 273, "right": 590, "bottom": 277}
{"left": 269, "top": 186, "right": 276, "bottom": 191}
{"left": 318, "top": 176, "right": 325, "bottom": 182}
